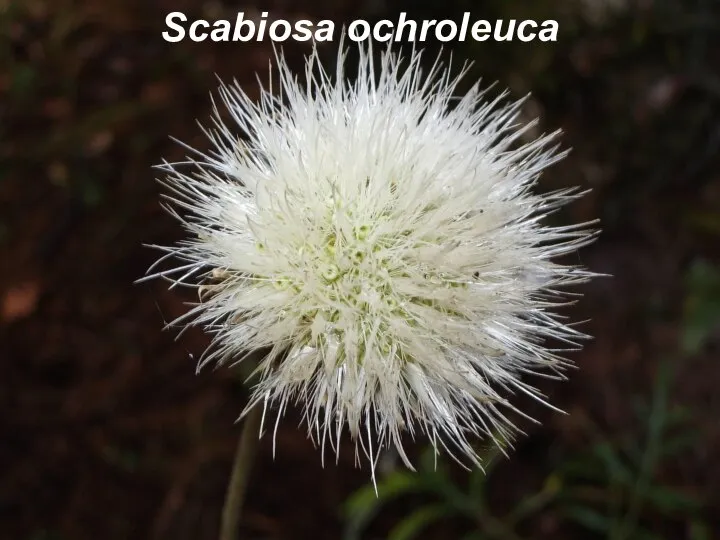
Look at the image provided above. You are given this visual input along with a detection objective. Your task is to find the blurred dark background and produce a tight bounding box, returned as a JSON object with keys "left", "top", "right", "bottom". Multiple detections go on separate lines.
{"left": 2, "top": 0, "right": 719, "bottom": 539}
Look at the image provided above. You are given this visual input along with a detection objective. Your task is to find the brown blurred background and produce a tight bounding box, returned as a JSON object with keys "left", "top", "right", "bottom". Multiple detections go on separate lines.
{"left": 2, "top": 0, "right": 719, "bottom": 539}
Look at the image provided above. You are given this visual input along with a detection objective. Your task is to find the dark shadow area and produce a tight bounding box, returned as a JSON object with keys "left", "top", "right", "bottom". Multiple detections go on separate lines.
{"left": 1, "top": 1, "right": 718, "bottom": 539}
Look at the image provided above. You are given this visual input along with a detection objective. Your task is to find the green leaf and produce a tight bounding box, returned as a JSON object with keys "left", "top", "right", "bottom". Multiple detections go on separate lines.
{"left": 658, "top": 432, "right": 698, "bottom": 458}
{"left": 343, "top": 471, "right": 423, "bottom": 540}
{"left": 563, "top": 505, "right": 611, "bottom": 534}
{"left": 689, "top": 520, "right": 712, "bottom": 540}
{"left": 10, "top": 64, "right": 38, "bottom": 99}
{"left": 344, "top": 471, "right": 419, "bottom": 514}
{"left": 592, "top": 442, "right": 634, "bottom": 485}
{"left": 387, "top": 503, "right": 450, "bottom": 540}
{"left": 559, "top": 456, "right": 607, "bottom": 482}
{"left": 640, "top": 485, "right": 702, "bottom": 513}
{"left": 418, "top": 446, "right": 446, "bottom": 476}
{"left": 422, "top": 468, "right": 478, "bottom": 518}
{"left": 665, "top": 405, "right": 693, "bottom": 426}
{"left": 687, "top": 211, "right": 720, "bottom": 236}
{"left": 467, "top": 443, "right": 504, "bottom": 500}
{"left": 508, "top": 474, "right": 561, "bottom": 523}
{"left": 682, "top": 260, "right": 720, "bottom": 354}
{"left": 468, "top": 467, "right": 489, "bottom": 501}
{"left": 416, "top": 449, "right": 464, "bottom": 500}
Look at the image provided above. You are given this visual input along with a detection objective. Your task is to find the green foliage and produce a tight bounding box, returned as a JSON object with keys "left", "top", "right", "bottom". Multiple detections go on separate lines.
{"left": 343, "top": 442, "right": 522, "bottom": 540}
{"left": 682, "top": 260, "right": 720, "bottom": 354}
{"left": 342, "top": 363, "right": 705, "bottom": 539}
{"left": 555, "top": 361, "right": 704, "bottom": 540}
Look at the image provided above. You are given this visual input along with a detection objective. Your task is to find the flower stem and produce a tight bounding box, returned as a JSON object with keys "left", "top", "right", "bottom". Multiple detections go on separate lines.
{"left": 220, "top": 405, "right": 263, "bottom": 540}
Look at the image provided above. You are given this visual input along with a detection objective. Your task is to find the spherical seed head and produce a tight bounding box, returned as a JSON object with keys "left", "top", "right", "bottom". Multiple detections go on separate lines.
{"left": 150, "top": 42, "right": 597, "bottom": 475}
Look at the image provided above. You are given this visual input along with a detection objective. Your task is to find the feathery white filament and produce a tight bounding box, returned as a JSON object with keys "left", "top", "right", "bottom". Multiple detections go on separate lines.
{"left": 146, "top": 42, "right": 596, "bottom": 474}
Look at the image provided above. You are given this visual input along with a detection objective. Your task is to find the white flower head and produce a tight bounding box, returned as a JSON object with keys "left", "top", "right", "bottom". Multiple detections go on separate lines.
{"left": 148, "top": 41, "right": 597, "bottom": 477}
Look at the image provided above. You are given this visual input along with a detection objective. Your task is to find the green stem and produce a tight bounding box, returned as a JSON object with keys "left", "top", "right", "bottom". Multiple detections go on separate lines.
{"left": 219, "top": 405, "right": 263, "bottom": 540}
